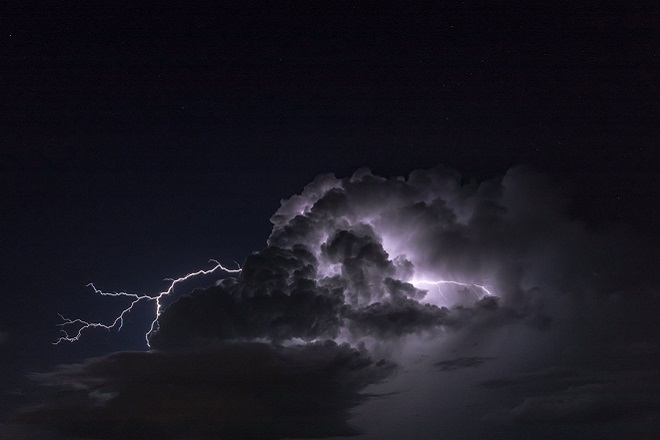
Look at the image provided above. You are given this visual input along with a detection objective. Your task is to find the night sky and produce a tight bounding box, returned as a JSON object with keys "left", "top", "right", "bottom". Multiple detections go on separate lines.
{"left": 2, "top": 3, "right": 660, "bottom": 439}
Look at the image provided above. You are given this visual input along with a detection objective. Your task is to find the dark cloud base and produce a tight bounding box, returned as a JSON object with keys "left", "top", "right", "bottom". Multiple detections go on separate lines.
{"left": 479, "top": 364, "right": 660, "bottom": 439}
{"left": 434, "top": 356, "right": 496, "bottom": 371}
{"left": 14, "top": 341, "right": 394, "bottom": 439}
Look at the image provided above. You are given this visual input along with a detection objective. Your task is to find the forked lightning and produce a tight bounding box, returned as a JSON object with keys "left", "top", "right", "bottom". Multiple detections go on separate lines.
{"left": 54, "top": 260, "right": 241, "bottom": 347}
{"left": 411, "top": 279, "right": 493, "bottom": 301}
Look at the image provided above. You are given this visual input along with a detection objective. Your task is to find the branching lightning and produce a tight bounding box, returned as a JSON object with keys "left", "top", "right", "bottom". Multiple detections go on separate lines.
{"left": 55, "top": 255, "right": 492, "bottom": 348}
{"left": 54, "top": 260, "right": 241, "bottom": 347}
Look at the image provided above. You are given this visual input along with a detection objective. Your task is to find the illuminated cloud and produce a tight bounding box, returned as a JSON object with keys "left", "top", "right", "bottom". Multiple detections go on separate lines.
{"left": 152, "top": 166, "right": 562, "bottom": 351}
{"left": 14, "top": 166, "right": 660, "bottom": 439}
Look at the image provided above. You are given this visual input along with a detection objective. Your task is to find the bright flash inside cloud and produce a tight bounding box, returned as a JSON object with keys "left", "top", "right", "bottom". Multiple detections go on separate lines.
{"left": 55, "top": 167, "right": 512, "bottom": 350}
{"left": 411, "top": 279, "right": 493, "bottom": 302}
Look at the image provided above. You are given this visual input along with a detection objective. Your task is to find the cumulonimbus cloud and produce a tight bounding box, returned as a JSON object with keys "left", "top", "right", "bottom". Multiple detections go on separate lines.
{"left": 13, "top": 165, "right": 660, "bottom": 439}
{"left": 152, "top": 166, "right": 561, "bottom": 351}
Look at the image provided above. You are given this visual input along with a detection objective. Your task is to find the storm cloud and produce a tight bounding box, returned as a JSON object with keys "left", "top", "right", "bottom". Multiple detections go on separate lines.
{"left": 13, "top": 166, "right": 660, "bottom": 439}
{"left": 152, "top": 166, "right": 564, "bottom": 351}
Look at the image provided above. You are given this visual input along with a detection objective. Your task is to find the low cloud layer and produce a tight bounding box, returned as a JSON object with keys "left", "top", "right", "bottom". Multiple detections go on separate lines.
{"left": 435, "top": 356, "right": 496, "bottom": 371}
{"left": 13, "top": 166, "right": 660, "bottom": 439}
{"left": 15, "top": 342, "right": 393, "bottom": 439}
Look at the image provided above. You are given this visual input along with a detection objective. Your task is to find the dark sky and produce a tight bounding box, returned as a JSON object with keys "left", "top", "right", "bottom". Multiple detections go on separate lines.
{"left": 2, "top": 3, "right": 660, "bottom": 439}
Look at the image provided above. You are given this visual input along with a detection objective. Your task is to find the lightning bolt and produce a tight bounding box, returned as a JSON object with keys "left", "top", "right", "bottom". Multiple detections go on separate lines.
{"left": 54, "top": 259, "right": 241, "bottom": 348}
{"left": 411, "top": 279, "right": 493, "bottom": 301}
